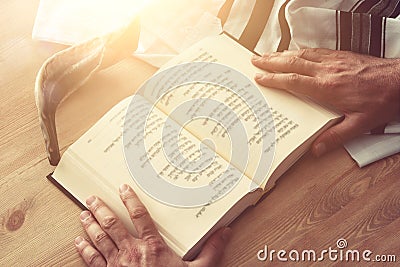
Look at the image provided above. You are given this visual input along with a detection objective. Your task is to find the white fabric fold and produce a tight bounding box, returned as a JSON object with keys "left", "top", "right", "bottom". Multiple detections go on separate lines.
{"left": 32, "top": 0, "right": 225, "bottom": 67}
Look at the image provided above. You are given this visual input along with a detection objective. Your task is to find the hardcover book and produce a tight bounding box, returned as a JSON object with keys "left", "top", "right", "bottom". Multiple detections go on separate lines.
{"left": 43, "top": 33, "right": 340, "bottom": 260}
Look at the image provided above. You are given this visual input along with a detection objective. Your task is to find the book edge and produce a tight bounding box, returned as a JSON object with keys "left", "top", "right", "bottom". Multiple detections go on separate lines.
{"left": 47, "top": 172, "right": 86, "bottom": 210}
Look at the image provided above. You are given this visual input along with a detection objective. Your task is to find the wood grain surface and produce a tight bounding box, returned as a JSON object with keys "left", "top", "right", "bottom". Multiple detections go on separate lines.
{"left": 1, "top": 1, "right": 399, "bottom": 266}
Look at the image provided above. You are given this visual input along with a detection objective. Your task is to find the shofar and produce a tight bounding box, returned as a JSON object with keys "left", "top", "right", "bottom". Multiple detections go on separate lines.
{"left": 35, "top": 17, "right": 140, "bottom": 166}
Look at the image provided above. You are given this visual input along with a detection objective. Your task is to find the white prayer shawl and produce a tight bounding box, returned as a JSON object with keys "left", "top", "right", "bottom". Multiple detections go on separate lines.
{"left": 33, "top": 0, "right": 400, "bottom": 63}
{"left": 222, "top": 0, "right": 400, "bottom": 58}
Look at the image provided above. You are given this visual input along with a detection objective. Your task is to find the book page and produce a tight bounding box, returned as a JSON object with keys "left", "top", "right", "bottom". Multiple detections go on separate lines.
{"left": 53, "top": 95, "right": 258, "bottom": 257}
{"left": 144, "top": 34, "right": 339, "bottom": 189}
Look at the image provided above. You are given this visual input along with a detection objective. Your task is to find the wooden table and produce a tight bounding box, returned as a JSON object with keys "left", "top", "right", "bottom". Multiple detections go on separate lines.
{"left": 1, "top": 1, "right": 399, "bottom": 266}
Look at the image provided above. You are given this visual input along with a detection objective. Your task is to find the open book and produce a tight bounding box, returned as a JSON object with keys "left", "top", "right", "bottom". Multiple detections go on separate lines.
{"left": 50, "top": 34, "right": 340, "bottom": 260}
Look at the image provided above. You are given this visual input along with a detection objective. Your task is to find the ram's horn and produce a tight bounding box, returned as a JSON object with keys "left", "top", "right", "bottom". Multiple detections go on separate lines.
{"left": 35, "top": 17, "right": 140, "bottom": 166}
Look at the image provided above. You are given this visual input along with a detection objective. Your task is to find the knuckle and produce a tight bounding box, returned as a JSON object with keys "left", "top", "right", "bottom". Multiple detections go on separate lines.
{"left": 261, "top": 53, "right": 276, "bottom": 62}
{"left": 327, "top": 65, "right": 343, "bottom": 74}
{"left": 327, "top": 128, "right": 345, "bottom": 146}
{"left": 88, "top": 253, "right": 101, "bottom": 265}
{"left": 146, "top": 237, "right": 166, "bottom": 255}
{"left": 297, "top": 49, "right": 307, "bottom": 58}
{"left": 102, "top": 215, "right": 119, "bottom": 230}
{"left": 89, "top": 201, "right": 104, "bottom": 214}
{"left": 140, "top": 238, "right": 166, "bottom": 262}
{"left": 120, "top": 247, "right": 142, "bottom": 265}
{"left": 267, "top": 73, "right": 277, "bottom": 81}
{"left": 140, "top": 226, "right": 157, "bottom": 239}
{"left": 120, "top": 191, "right": 136, "bottom": 201}
{"left": 78, "top": 244, "right": 86, "bottom": 255}
{"left": 271, "top": 51, "right": 281, "bottom": 57}
{"left": 142, "top": 233, "right": 159, "bottom": 242}
{"left": 82, "top": 218, "right": 95, "bottom": 230}
{"left": 84, "top": 248, "right": 103, "bottom": 266}
{"left": 129, "top": 206, "right": 149, "bottom": 220}
{"left": 94, "top": 231, "right": 108, "bottom": 244}
{"left": 262, "top": 73, "right": 280, "bottom": 87}
{"left": 208, "top": 238, "right": 221, "bottom": 252}
{"left": 334, "top": 50, "right": 349, "bottom": 59}
{"left": 264, "top": 52, "right": 275, "bottom": 58}
{"left": 257, "top": 57, "right": 269, "bottom": 67}
{"left": 287, "top": 73, "right": 300, "bottom": 84}
{"left": 130, "top": 247, "right": 143, "bottom": 261}
{"left": 287, "top": 56, "right": 299, "bottom": 66}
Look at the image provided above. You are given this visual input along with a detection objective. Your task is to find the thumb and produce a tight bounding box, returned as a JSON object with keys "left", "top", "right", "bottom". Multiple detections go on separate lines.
{"left": 190, "top": 227, "right": 232, "bottom": 267}
{"left": 312, "top": 116, "right": 365, "bottom": 157}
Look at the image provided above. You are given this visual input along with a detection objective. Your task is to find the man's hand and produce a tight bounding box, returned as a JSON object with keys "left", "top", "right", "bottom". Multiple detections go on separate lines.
{"left": 75, "top": 184, "right": 231, "bottom": 267}
{"left": 252, "top": 49, "right": 400, "bottom": 156}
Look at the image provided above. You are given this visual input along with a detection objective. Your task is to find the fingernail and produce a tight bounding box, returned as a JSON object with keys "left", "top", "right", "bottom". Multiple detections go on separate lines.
{"left": 75, "top": 236, "right": 84, "bottom": 246}
{"left": 80, "top": 210, "right": 91, "bottom": 221}
{"left": 255, "top": 73, "right": 263, "bottom": 80}
{"left": 222, "top": 227, "right": 232, "bottom": 242}
{"left": 252, "top": 55, "right": 261, "bottom": 61}
{"left": 314, "top": 143, "right": 326, "bottom": 157}
{"left": 119, "top": 184, "right": 129, "bottom": 194}
{"left": 86, "top": 195, "right": 96, "bottom": 206}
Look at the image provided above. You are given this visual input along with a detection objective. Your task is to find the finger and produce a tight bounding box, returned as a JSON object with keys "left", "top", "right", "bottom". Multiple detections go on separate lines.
{"left": 269, "top": 48, "right": 330, "bottom": 62}
{"left": 86, "top": 195, "right": 134, "bottom": 249}
{"left": 191, "top": 227, "right": 232, "bottom": 267}
{"left": 75, "top": 236, "right": 107, "bottom": 267}
{"left": 254, "top": 72, "right": 322, "bottom": 99}
{"left": 312, "top": 115, "right": 368, "bottom": 157}
{"left": 252, "top": 54, "right": 318, "bottom": 76}
{"left": 119, "top": 184, "right": 160, "bottom": 240}
{"left": 79, "top": 210, "right": 118, "bottom": 261}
